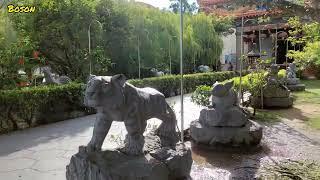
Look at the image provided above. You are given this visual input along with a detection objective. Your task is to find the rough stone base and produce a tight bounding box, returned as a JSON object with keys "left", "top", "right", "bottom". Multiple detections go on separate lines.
{"left": 287, "top": 84, "right": 306, "bottom": 91}
{"left": 190, "top": 120, "right": 262, "bottom": 147}
{"left": 251, "top": 96, "right": 293, "bottom": 109}
{"left": 263, "top": 96, "right": 293, "bottom": 108}
{"left": 66, "top": 133, "right": 192, "bottom": 180}
{"left": 286, "top": 78, "right": 301, "bottom": 85}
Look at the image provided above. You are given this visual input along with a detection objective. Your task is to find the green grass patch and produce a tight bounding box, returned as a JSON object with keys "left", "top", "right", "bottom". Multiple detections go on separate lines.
{"left": 259, "top": 160, "right": 320, "bottom": 180}
{"left": 308, "top": 116, "right": 320, "bottom": 130}
{"left": 253, "top": 110, "right": 281, "bottom": 123}
{"left": 292, "top": 80, "right": 320, "bottom": 104}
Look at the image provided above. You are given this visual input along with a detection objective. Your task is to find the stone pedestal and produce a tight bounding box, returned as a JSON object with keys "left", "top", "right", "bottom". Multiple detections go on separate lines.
{"left": 286, "top": 78, "right": 305, "bottom": 91}
{"left": 66, "top": 133, "right": 192, "bottom": 180}
{"left": 257, "top": 83, "right": 294, "bottom": 108}
{"left": 190, "top": 119, "right": 262, "bottom": 147}
{"left": 250, "top": 96, "right": 294, "bottom": 108}
{"left": 287, "top": 84, "right": 305, "bottom": 91}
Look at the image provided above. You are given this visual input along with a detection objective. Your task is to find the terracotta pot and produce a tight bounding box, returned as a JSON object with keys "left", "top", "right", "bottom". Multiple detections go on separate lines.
{"left": 17, "top": 82, "right": 30, "bottom": 87}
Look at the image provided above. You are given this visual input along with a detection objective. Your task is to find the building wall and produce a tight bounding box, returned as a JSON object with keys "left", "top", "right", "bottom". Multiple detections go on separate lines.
{"left": 220, "top": 28, "right": 236, "bottom": 65}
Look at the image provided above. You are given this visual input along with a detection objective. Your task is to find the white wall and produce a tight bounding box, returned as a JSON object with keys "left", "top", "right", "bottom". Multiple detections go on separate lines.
{"left": 220, "top": 28, "right": 237, "bottom": 65}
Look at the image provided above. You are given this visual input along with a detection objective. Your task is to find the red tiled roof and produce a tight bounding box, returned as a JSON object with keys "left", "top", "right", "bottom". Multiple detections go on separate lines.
{"left": 198, "top": 0, "right": 282, "bottom": 18}
{"left": 197, "top": 0, "right": 231, "bottom": 6}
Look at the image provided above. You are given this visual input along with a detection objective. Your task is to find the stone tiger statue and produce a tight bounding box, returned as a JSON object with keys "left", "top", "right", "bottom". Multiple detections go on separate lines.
{"left": 84, "top": 74, "right": 179, "bottom": 155}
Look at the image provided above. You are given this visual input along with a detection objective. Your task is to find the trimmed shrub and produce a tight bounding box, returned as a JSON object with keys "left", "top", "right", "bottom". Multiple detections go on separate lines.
{"left": 128, "top": 71, "right": 236, "bottom": 97}
{"left": 0, "top": 83, "right": 93, "bottom": 134}
{"left": 191, "top": 72, "right": 267, "bottom": 106}
{"left": 231, "top": 72, "right": 267, "bottom": 97}
{"left": 0, "top": 71, "right": 236, "bottom": 133}
{"left": 191, "top": 85, "right": 212, "bottom": 107}
{"left": 278, "top": 69, "right": 287, "bottom": 79}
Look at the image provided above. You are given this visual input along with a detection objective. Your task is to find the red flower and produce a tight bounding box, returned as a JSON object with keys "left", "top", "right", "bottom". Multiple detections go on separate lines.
{"left": 18, "top": 57, "right": 25, "bottom": 65}
{"left": 33, "top": 51, "right": 40, "bottom": 59}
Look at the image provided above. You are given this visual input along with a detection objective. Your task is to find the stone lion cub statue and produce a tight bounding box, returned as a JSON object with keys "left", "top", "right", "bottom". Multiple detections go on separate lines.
{"left": 199, "top": 80, "right": 247, "bottom": 127}
{"left": 84, "top": 74, "right": 179, "bottom": 155}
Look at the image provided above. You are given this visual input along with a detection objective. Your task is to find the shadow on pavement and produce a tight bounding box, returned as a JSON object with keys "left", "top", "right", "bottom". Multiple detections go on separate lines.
{"left": 0, "top": 115, "right": 95, "bottom": 156}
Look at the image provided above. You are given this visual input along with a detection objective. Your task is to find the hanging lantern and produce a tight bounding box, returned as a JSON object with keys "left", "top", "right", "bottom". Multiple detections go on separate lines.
{"left": 248, "top": 33, "right": 257, "bottom": 42}
{"left": 228, "top": 28, "right": 235, "bottom": 34}
{"left": 278, "top": 32, "right": 288, "bottom": 40}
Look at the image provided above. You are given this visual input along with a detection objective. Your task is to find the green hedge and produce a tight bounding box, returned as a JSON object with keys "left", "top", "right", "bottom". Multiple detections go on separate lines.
{"left": 128, "top": 71, "right": 236, "bottom": 97}
{"left": 0, "top": 71, "right": 236, "bottom": 133}
{"left": 0, "top": 83, "right": 93, "bottom": 134}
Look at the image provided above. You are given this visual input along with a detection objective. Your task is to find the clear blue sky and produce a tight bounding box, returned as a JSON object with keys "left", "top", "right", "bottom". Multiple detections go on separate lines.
{"left": 136, "top": 0, "right": 198, "bottom": 9}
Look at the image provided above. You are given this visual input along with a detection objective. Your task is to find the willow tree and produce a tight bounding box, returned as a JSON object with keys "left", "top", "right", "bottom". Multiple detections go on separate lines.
{"left": 189, "top": 13, "right": 223, "bottom": 70}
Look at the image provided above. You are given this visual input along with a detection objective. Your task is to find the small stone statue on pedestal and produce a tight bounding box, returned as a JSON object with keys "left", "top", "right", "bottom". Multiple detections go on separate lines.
{"left": 285, "top": 63, "right": 305, "bottom": 91}
{"left": 263, "top": 64, "right": 294, "bottom": 108}
{"left": 251, "top": 64, "right": 294, "bottom": 108}
{"left": 190, "top": 80, "right": 262, "bottom": 148}
{"left": 66, "top": 74, "right": 192, "bottom": 180}
{"left": 42, "top": 67, "right": 71, "bottom": 85}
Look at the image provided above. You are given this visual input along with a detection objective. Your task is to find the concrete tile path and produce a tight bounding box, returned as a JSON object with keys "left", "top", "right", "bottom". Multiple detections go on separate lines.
{"left": 0, "top": 94, "right": 320, "bottom": 180}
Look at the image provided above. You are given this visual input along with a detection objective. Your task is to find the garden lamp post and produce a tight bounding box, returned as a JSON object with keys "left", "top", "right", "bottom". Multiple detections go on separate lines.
{"left": 137, "top": 29, "right": 150, "bottom": 79}
{"left": 137, "top": 35, "right": 141, "bottom": 79}
{"left": 179, "top": 0, "right": 184, "bottom": 143}
{"left": 169, "top": 35, "right": 177, "bottom": 74}
{"left": 88, "top": 20, "right": 103, "bottom": 75}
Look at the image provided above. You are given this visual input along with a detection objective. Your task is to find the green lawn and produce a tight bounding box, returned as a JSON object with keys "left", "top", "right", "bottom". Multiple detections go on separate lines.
{"left": 253, "top": 80, "right": 320, "bottom": 129}
{"left": 292, "top": 80, "right": 320, "bottom": 104}
{"left": 308, "top": 116, "right": 320, "bottom": 130}
{"left": 253, "top": 110, "right": 281, "bottom": 123}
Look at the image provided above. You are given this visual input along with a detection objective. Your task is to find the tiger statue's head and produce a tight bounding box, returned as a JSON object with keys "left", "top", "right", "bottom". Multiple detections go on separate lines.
{"left": 84, "top": 74, "right": 127, "bottom": 109}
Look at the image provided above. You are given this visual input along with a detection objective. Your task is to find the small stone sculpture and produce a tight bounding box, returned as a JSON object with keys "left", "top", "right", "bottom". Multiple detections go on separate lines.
{"left": 287, "top": 63, "right": 297, "bottom": 79}
{"left": 285, "top": 63, "right": 305, "bottom": 91}
{"left": 198, "top": 65, "right": 211, "bottom": 73}
{"left": 150, "top": 68, "right": 164, "bottom": 77}
{"left": 252, "top": 64, "right": 293, "bottom": 108}
{"left": 66, "top": 74, "right": 192, "bottom": 180}
{"left": 190, "top": 80, "right": 262, "bottom": 148}
{"left": 42, "top": 67, "right": 71, "bottom": 85}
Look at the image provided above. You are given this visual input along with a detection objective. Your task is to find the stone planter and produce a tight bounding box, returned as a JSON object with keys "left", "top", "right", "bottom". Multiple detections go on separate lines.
{"left": 250, "top": 95, "right": 293, "bottom": 109}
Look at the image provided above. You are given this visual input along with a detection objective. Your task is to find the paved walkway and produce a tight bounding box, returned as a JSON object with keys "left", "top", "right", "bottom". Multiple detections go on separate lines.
{"left": 0, "top": 94, "right": 320, "bottom": 180}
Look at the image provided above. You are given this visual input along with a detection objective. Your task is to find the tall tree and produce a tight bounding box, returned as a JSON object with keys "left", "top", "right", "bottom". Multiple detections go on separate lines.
{"left": 169, "top": 0, "right": 198, "bottom": 14}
